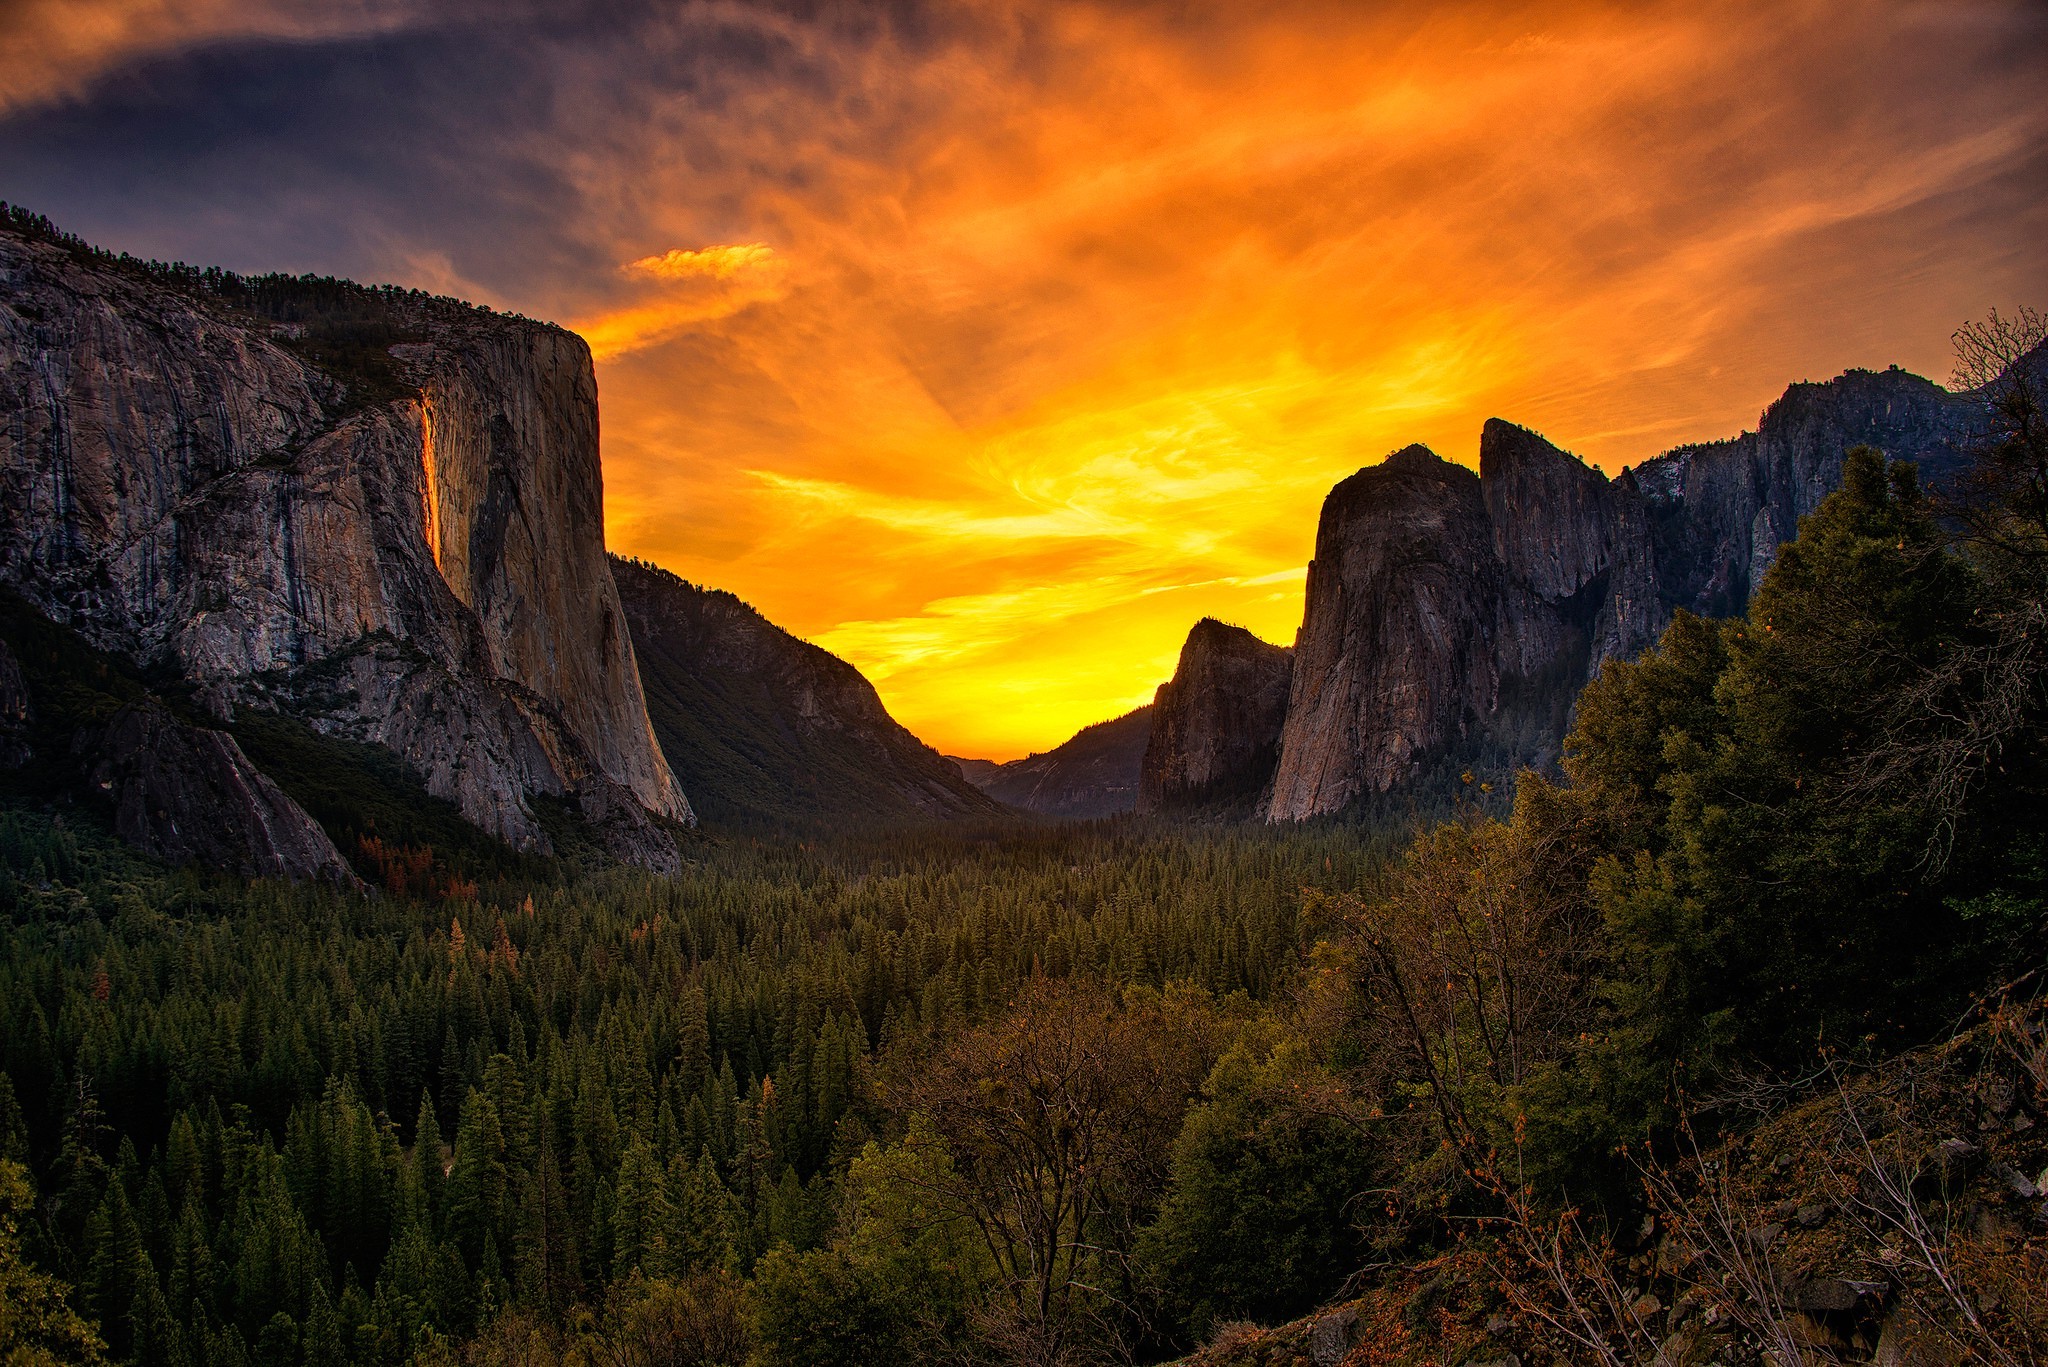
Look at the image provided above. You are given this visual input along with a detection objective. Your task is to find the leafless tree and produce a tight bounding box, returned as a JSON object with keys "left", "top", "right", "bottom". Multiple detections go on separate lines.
{"left": 1341, "top": 790, "right": 1601, "bottom": 1162}
{"left": 1949, "top": 305, "right": 2048, "bottom": 552}
{"left": 1834, "top": 307, "right": 2048, "bottom": 876}
{"left": 904, "top": 979, "right": 1225, "bottom": 1365}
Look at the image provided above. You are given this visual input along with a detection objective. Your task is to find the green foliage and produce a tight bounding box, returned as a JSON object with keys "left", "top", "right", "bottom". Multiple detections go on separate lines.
{"left": 0, "top": 1158, "right": 106, "bottom": 1365}
{"left": 1329, "top": 443, "right": 2048, "bottom": 1214}
{"left": 750, "top": 1123, "right": 985, "bottom": 1367}
{"left": 1137, "top": 1023, "right": 1375, "bottom": 1342}
{"left": 1587, "top": 450, "right": 2014, "bottom": 1077}
{"left": 0, "top": 800, "right": 1372, "bottom": 1364}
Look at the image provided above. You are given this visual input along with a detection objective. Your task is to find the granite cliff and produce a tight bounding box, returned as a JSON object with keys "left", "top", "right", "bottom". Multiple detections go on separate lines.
{"left": 1259, "top": 364, "right": 1978, "bottom": 821}
{"left": 952, "top": 706, "right": 1153, "bottom": 819}
{"left": 1137, "top": 618, "right": 1291, "bottom": 814}
{"left": 0, "top": 213, "right": 689, "bottom": 872}
{"left": 611, "top": 557, "right": 999, "bottom": 829}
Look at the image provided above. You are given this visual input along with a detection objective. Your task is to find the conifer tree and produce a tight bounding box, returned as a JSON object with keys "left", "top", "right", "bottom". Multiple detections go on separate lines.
{"left": 405, "top": 1092, "right": 445, "bottom": 1240}
{"left": 608, "top": 1137, "right": 672, "bottom": 1281}
{"left": 445, "top": 1091, "right": 508, "bottom": 1272}
{"left": 0, "top": 1159, "right": 106, "bottom": 1364}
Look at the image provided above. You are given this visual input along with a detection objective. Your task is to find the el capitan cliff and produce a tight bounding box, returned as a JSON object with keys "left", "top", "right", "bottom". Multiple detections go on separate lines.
{"left": 0, "top": 212, "right": 690, "bottom": 872}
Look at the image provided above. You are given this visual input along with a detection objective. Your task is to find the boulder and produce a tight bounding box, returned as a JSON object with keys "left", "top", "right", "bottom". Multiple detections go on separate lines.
{"left": 1308, "top": 1307, "right": 1358, "bottom": 1367}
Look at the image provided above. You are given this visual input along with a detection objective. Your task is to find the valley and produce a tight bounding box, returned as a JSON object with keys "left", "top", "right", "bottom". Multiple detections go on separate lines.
{"left": 0, "top": 204, "right": 2042, "bottom": 1367}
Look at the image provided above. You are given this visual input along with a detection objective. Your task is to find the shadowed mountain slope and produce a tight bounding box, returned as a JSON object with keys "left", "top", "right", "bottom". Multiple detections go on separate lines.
{"left": 951, "top": 706, "right": 1153, "bottom": 819}
{"left": 611, "top": 556, "right": 1002, "bottom": 831}
{"left": 1138, "top": 619, "right": 1292, "bottom": 815}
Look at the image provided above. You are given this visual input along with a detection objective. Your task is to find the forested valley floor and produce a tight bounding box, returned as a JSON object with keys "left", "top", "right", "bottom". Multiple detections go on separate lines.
{"left": 3, "top": 317, "right": 2048, "bottom": 1367}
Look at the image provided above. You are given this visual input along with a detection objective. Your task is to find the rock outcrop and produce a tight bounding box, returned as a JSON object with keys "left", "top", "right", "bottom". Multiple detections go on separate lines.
{"left": 0, "top": 216, "right": 690, "bottom": 866}
{"left": 1630, "top": 365, "right": 1968, "bottom": 619}
{"left": 1263, "top": 365, "right": 1977, "bottom": 822}
{"left": 1137, "top": 618, "right": 1291, "bottom": 813}
{"left": 1264, "top": 446, "right": 1509, "bottom": 820}
{"left": 952, "top": 706, "right": 1152, "bottom": 819}
{"left": 611, "top": 557, "right": 1000, "bottom": 829}
{"left": 81, "top": 702, "right": 358, "bottom": 884}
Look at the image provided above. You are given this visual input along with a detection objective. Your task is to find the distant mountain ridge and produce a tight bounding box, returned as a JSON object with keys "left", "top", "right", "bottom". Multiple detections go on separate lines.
{"left": 950, "top": 706, "right": 1153, "bottom": 818}
{"left": 611, "top": 557, "right": 1001, "bottom": 830}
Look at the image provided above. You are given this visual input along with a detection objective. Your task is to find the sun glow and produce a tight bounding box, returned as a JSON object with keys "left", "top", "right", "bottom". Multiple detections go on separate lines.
{"left": 555, "top": 1, "right": 2046, "bottom": 759}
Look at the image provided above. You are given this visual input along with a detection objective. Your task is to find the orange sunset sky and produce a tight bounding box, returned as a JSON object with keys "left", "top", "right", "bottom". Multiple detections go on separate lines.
{"left": 4, "top": 0, "right": 2045, "bottom": 758}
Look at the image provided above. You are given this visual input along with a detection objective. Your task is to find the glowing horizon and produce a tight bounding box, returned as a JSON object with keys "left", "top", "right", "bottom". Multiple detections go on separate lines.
{"left": 3, "top": 0, "right": 2042, "bottom": 760}
{"left": 576, "top": 3, "right": 2045, "bottom": 760}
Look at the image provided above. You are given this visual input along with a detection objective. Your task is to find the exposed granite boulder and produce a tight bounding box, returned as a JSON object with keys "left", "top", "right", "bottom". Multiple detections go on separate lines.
{"left": 570, "top": 774, "right": 687, "bottom": 877}
{"left": 0, "top": 220, "right": 689, "bottom": 865}
{"left": 81, "top": 702, "right": 357, "bottom": 884}
{"left": 611, "top": 557, "right": 999, "bottom": 829}
{"left": 953, "top": 706, "right": 1152, "bottom": 819}
{"left": 1138, "top": 618, "right": 1291, "bottom": 813}
{"left": 1263, "top": 366, "right": 1975, "bottom": 822}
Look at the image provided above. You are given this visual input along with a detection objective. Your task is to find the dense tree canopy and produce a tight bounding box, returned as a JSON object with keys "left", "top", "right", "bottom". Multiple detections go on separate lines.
{"left": 2, "top": 321, "right": 2043, "bottom": 1365}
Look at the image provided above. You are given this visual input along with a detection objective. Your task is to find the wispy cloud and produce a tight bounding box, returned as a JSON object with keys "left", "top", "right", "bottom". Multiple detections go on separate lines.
{"left": 0, "top": 0, "right": 436, "bottom": 113}
{"left": 626, "top": 244, "right": 779, "bottom": 281}
{"left": 578, "top": 243, "right": 792, "bottom": 358}
{"left": 5, "top": 0, "right": 2042, "bottom": 756}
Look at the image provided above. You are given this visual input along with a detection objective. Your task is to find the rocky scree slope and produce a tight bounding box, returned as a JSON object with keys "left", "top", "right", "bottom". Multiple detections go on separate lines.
{"left": 1138, "top": 618, "right": 1292, "bottom": 814}
{"left": 611, "top": 556, "right": 1000, "bottom": 829}
{"left": 1258, "top": 364, "right": 1978, "bottom": 821}
{"left": 952, "top": 705, "right": 1153, "bottom": 819}
{"left": 0, "top": 215, "right": 690, "bottom": 873}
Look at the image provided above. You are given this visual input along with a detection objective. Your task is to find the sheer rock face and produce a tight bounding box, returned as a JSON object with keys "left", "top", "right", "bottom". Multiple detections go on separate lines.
{"left": 82, "top": 702, "right": 358, "bottom": 884}
{"left": 1137, "top": 618, "right": 1291, "bottom": 813}
{"left": 1263, "top": 368, "right": 1973, "bottom": 822}
{"left": 1626, "top": 366, "right": 1970, "bottom": 619}
{"left": 1264, "top": 446, "right": 1505, "bottom": 822}
{"left": 0, "top": 225, "right": 690, "bottom": 861}
{"left": 1481, "top": 418, "right": 1664, "bottom": 672}
{"left": 611, "top": 557, "right": 999, "bottom": 828}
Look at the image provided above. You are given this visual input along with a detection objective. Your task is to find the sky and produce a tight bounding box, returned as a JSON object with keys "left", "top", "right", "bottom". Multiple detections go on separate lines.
{"left": 2, "top": 1, "right": 2044, "bottom": 759}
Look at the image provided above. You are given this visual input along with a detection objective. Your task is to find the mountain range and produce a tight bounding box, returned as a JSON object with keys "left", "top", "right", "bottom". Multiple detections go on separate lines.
{"left": 1143, "top": 366, "right": 1980, "bottom": 822}
{"left": 0, "top": 206, "right": 1997, "bottom": 868}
